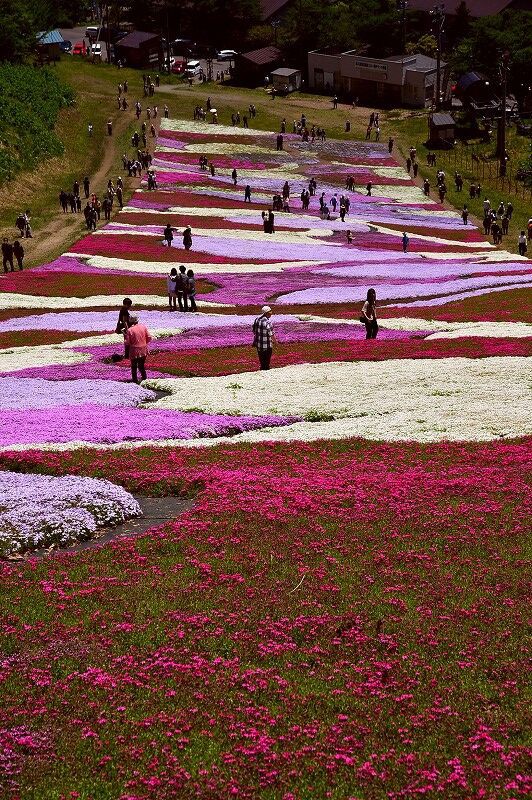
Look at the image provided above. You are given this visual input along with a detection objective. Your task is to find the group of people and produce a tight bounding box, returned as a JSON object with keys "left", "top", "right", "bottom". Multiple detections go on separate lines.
{"left": 14, "top": 210, "right": 32, "bottom": 239}
{"left": 166, "top": 265, "right": 198, "bottom": 311}
{"left": 2, "top": 237, "right": 24, "bottom": 271}
{"left": 163, "top": 223, "right": 192, "bottom": 250}
{"left": 365, "top": 111, "right": 381, "bottom": 141}
{"left": 481, "top": 197, "right": 515, "bottom": 244}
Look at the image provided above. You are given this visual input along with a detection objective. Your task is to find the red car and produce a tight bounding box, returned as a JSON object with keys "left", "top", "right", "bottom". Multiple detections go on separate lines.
{"left": 72, "top": 41, "right": 87, "bottom": 56}
{"left": 171, "top": 59, "right": 186, "bottom": 74}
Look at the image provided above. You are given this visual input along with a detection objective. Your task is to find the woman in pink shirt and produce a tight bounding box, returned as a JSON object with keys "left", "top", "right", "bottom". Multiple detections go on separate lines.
{"left": 125, "top": 315, "right": 152, "bottom": 383}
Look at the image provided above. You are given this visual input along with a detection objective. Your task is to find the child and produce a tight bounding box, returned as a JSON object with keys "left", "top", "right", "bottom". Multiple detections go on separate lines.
{"left": 186, "top": 269, "right": 197, "bottom": 312}
{"left": 346, "top": 230, "right": 353, "bottom": 244}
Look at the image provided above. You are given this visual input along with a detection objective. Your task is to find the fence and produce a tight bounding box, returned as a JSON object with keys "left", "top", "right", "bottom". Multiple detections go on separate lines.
{"left": 438, "top": 147, "right": 532, "bottom": 201}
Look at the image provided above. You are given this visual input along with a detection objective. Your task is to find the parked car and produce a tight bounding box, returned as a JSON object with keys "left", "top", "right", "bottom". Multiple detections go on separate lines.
{"left": 171, "top": 59, "right": 187, "bottom": 75}
{"left": 72, "top": 41, "right": 87, "bottom": 56}
{"left": 85, "top": 26, "right": 100, "bottom": 39}
{"left": 217, "top": 49, "right": 237, "bottom": 61}
{"left": 59, "top": 40, "right": 72, "bottom": 53}
{"left": 185, "top": 60, "right": 202, "bottom": 77}
{"left": 91, "top": 42, "right": 102, "bottom": 56}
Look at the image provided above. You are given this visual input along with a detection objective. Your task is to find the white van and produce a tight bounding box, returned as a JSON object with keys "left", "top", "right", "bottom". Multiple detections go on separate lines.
{"left": 185, "top": 60, "right": 202, "bottom": 77}
{"left": 85, "top": 26, "right": 100, "bottom": 40}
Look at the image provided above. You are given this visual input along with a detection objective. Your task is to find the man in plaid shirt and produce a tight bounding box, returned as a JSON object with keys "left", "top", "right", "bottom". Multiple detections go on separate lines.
{"left": 253, "top": 305, "right": 275, "bottom": 370}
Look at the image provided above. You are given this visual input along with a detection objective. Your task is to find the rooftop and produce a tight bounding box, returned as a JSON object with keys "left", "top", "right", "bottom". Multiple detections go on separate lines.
{"left": 259, "top": 0, "right": 292, "bottom": 21}
{"left": 406, "top": 0, "right": 529, "bottom": 16}
{"left": 240, "top": 46, "right": 282, "bottom": 66}
{"left": 115, "top": 30, "right": 160, "bottom": 49}
{"left": 36, "top": 30, "right": 64, "bottom": 45}
{"left": 271, "top": 67, "right": 300, "bottom": 76}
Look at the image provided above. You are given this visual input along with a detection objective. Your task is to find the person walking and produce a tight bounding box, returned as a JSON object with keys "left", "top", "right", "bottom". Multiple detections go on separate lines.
{"left": 518, "top": 230, "right": 528, "bottom": 256}
{"left": 388, "top": 137, "right": 394, "bottom": 153}
{"left": 107, "top": 119, "right": 113, "bottom": 136}
{"left": 244, "top": 185, "right": 251, "bottom": 202}
{"left": 402, "top": 231, "right": 409, "bottom": 252}
{"left": 115, "top": 298, "right": 133, "bottom": 358}
{"left": 183, "top": 226, "right": 192, "bottom": 250}
{"left": 366, "top": 182, "right": 372, "bottom": 196}
{"left": 232, "top": 168, "right": 237, "bottom": 186}
{"left": 167, "top": 268, "right": 178, "bottom": 310}
{"left": 186, "top": 269, "right": 197, "bottom": 312}
{"left": 13, "top": 240, "right": 24, "bottom": 270}
{"left": 2, "top": 238, "right": 14, "bottom": 272}
{"left": 361, "top": 288, "right": 378, "bottom": 339}
{"left": 462, "top": 205, "right": 469, "bottom": 225}
{"left": 83, "top": 177, "right": 90, "bottom": 198}
{"left": 252, "top": 306, "right": 274, "bottom": 370}
{"left": 125, "top": 315, "right": 152, "bottom": 383}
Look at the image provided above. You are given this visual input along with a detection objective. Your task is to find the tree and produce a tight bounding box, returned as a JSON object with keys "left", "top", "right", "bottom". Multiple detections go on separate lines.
{"left": 0, "top": 0, "right": 52, "bottom": 63}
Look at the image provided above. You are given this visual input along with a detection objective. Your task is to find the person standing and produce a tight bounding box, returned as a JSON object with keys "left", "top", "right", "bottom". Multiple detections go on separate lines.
{"left": 388, "top": 137, "right": 394, "bottom": 153}
{"left": 402, "top": 231, "right": 409, "bottom": 252}
{"left": 167, "top": 268, "right": 178, "bottom": 310}
{"left": 177, "top": 265, "right": 189, "bottom": 312}
{"left": 13, "top": 240, "right": 24, "bottom": 270}
{"left": 231, "top": 168, "right": 237, "bottom": 186}
{"left": 518, "top": 230, "right": 527, "bottom": 256}
{"left": 252, "top": 306, "right": 274, "bottom": 370}
{"left": 244, "top": 185, "right": 251, "bottom": 202}
{"left": 366, "top": 182, "right": 372, "bottom": 196}
{"left": 186, "top": 269, "right": 197, "bottom": 312}
{"left": 462, "top": 205, "right": 469, "bottom": 225}
{"left": 107, "top": 119, "right": 113, "bottom": 136}
{"left": 164, "top": 105, "right": 169, "bottom": 118}
{"left": 125, "top": 315, "right": 152, "bottom": 383}
{"left": 163, "top": 223, "right": 175, "bottom": 247}
{"left": 2, "top": 238, "right": 14, "bottom": 272}
{"left": 183, "top": 226, "right": 192, "bottom": 250}
{"left": 361, "top": 288, "right": 378, "bottom": 339}
{"left": 116, "top": 297, "right": 133, "bottom": 358}
{"left": 83, "top": 176, "right": 90, "bottom": 198}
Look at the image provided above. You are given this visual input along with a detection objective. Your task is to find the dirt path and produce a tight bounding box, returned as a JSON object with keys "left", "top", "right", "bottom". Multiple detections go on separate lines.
{"left": 5, "top": 494, "right": 194, "bottom": 561}
{"left": 26, "top": 111, "right": 141, "bottom": 268}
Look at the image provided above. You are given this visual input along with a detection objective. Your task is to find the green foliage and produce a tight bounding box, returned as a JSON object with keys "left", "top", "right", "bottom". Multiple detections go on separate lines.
{"left": 448, "top": 11, "right": 532, "bottom": 98}
{"left": 406, "top": 34, "right": 437, "bottom": 59}
{"left": 0, "top": 65, "right": 74, "bottom": 185}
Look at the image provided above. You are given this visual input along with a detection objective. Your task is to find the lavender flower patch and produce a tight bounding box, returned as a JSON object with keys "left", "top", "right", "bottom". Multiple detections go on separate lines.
{"left": 276, "top": 272, "right": 532, "bottom": 304}
{"left": 0, "top": 378, "right": 156, "bottom": 409}
{"left": 0, "top": 471, "right": 142, "bottom": 556}
{"left": 0, "top": 406, "right": 299, "bottom": 447}
{"left": 0, "top": 311, "right": 294, "bottom": 334}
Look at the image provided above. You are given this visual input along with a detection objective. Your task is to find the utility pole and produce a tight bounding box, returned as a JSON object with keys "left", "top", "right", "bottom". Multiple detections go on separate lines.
{"left": 397, "top": 1, "right": 408, "bottom": 55}
{"left": 430, "top": 3, "right": 445, "bottom": 111}
{"left": 497, "top": 50, "right": 510, "bottom": 176}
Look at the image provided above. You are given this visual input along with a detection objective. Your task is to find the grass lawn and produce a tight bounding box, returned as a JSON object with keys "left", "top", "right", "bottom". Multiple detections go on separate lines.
{"left": 388, "top": 110, "right": 532, "bottom": 253}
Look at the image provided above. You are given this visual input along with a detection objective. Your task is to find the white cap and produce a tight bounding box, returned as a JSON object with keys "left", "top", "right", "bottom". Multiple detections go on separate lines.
{"left": 261, "top": 305, "right": 272, "bottom": 313}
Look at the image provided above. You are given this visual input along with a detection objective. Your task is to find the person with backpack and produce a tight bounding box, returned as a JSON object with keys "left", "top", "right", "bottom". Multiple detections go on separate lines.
{"left": 252, "top": 306, "right": 275, "bottom": 370}
{"left": 177, "top": 265, "right": 189, "bottom": 312}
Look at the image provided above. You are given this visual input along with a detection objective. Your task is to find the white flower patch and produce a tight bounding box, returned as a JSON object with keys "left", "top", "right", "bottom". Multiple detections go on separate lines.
{"left": 300, "top": 315, "right": 532, "bottom": 339}
{"left": 0, "top": 346, "right": 89, "bottom": 374}
{"left": 355, "top": 183, "right": 435, "bottom": 203}
{"left": 161, "top": 118, "right": 273, "bottom": 137}
{"left": 0, "top": 294, "right": 191, "bottom": 312}
{"left": 145, "top": 357, "right": 532, "bottom": 442}
{"left": 0, "top": 471, "right": 141, "bottom": 555}
{"left": 68, "top": 254, "right": 324, "bottom": 275}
